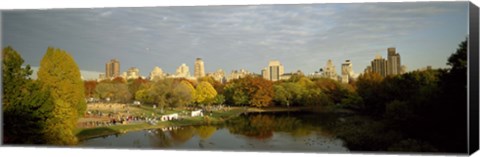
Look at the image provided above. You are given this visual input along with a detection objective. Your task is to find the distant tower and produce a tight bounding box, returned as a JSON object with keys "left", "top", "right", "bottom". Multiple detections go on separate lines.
{"left": 371, "top": 54, "right": 388, "bottom": 77}
{"left": 387, "top": 47, "right": 401, "bottom": 76}
{"left": 400, "top": 65, "right": 407, "bottom": 74}
{"left": 105, "top": 59, "right": 120, "bottom": 79}
{"left": 176, "top": 63, "right": 190, "bottom": 78}
{"left": 126, "top": 67, "right": 140, "bottom": 80}
{"left": 149, "top": 66, "right": 164, "bottom": 80}
{"left": 261, "top": 67, "right": 269, "bottom": 80}
{"left": 341, "top": 60, "right": 354, "bottom": 83}
{"left": 264, "top": 60, "right": 284, "bottom": 81}
{"left": 323, "top": 59, "right": 338, "bottom": 81}
{"left": 194, "top": 58, "right": 205, "bottom": 78}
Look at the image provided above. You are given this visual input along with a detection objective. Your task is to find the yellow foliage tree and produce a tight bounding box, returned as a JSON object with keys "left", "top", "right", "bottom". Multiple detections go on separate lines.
{"left": 37, "top": 47, "right": 85, "bottom": 145}
{"left": 194, "top": 81, "right": 217, "bottom": 106}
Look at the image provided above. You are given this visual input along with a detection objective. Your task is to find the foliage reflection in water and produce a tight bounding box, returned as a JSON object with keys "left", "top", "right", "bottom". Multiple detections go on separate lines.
{"left": 81, "top": 112, "right": 349, "bottom": 152}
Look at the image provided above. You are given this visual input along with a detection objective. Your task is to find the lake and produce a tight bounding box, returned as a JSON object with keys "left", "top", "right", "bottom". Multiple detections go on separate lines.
{"left": 80, "top": 111, "right": 349, "bottom": 153}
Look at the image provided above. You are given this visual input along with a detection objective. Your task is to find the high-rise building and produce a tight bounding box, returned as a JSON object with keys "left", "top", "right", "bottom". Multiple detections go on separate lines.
{"left": 194, "top": 58, "right": 205, "bottom": 78}
{"left": 175, "top": 63, "right": 190, "bottom": 78}
{"left": 125, "top": 67, "right": 140, "bottom": 80}
{"left": 371, "top": 54, "right": 388, "bottom": 77}
{"left": 105, "top": 59, "right": 120, "bottom": 78}
{"left": 149, "top": 66, "right": 164, "bottom": 80}
{"left": 262, "top": 60, "right": 284, "bottom": 81}
{"left": 206, "top": 69, "right": 226, "bottom": 83}
{"left": 387, "top": 47, "right": 401, "bottom": 76}
{"left": 227, "top": 69, "right": 251, "bottom": 81}
{"left": 341, "top": 60, "right": 355, "bottom": 83}
{"left": 261, "top": 67, "right": 269, "bottom": 80}
{"left": 401, "top": 65, "right": 407, "bottom": 74}
{"left": 323, "top": 59, "right": 338, "bottom": 81}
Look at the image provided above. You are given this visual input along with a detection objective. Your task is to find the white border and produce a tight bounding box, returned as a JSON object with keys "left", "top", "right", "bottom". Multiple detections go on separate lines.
{"left": 1, "top": 0, "right": 479, "bottom": 157}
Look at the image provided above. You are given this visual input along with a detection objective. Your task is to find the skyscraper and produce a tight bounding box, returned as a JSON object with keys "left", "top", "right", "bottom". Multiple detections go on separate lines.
{"left": 105, "top": 59, "right": 120, "bottom": 79}
{"left": 125, "top": 67, "right": 140, "bottom": 80}
{"left": 149, "top": 66, "right": 164, "bottom": 80}
{"left": 263, "top": 60, "right": 284, "bottom": 81}
{"left": 176, "top": 63, "right": 190, "bottom": 78}
{"left": 371, "top": 54, "right": 388, "bottom": 77}
{"left": 206, "top": 69, "right": 226, "bottom": 83}
{"left": 261, "top": 67, "right": 269, "bottom": 80}
{"left": 341, "top": 60, "right": 354, "bottom": 83}
{"left": 323, "top": 59, "right": 338, "bottom": 81}
{"left": 194, "top": 58, "right": 205, "bottom": 78}
{"left": 387, "top": 47, "right": 401, "bottom": 76}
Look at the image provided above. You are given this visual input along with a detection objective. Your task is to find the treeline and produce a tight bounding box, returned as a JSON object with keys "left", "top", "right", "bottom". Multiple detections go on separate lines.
{"left": 86, "top": 70, "right": 355, "bottom": 110}
{"left": 333, "top": 40, "right": 468, "bottom": 153}
{"left": 3, "top": 47, "right": 86, "bottom": 145}
{"left": 86, "top": 77, "right": 223, "bottom": 109}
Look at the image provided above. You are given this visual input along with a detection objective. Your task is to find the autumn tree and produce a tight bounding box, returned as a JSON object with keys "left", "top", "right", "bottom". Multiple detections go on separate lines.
{"left": 224, "top": 76, "right": 273, "bottom": 107}
{"left": 84, "top": 80, "right": 98, "bottom": 98}
{"left": 37, "top": 47, "right": 85, "bottom": 145}
{"left": 195, "top": 81, "right": 217, "bottom": 106}
{"left": 170, "top": 80, "right": 196, "bottom": 108}
{"left": 128, "top": 77, "right": 148, "bottom": 99}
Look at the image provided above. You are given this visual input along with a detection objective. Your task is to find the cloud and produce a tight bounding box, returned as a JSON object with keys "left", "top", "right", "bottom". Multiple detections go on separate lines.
{"left": 4, "top": 2, "right": 468, "bottom": 76}
{"left": 28, "top": 66, "right": 103, "bottom": 80}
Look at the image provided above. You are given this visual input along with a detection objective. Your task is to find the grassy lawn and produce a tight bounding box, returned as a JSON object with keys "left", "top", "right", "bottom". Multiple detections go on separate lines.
{"left": 76, "top": 106, "right": 246, "bottom": 140}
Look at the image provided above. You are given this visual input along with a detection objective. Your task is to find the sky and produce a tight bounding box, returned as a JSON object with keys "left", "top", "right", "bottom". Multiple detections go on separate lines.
{"left": 1, "top": 2, "right": 469, "bottom": 80}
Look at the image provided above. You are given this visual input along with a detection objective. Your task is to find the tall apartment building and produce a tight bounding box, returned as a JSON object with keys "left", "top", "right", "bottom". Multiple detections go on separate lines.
{"left": 228, "top": 69, "right": 251, "bottom": 82}
{"left": 387, "top": 47, "right": 401, "bottom": 76}
{"left": 125, "top": 67, "right": 140, "bottom": 80}
{"left": 176, "top": 63, "right": 190, "bottom": 78}
{"left": 341, "top": 60, "right": 354, "bottom": 83}
{"left": 371, "top": 54, "right": 388, "bottom": 77}
{"left": 365, "top": 48, "right": 404, "bottom": 77}
{"left": 149, "top": 66, "right": 165, "bottom": 80}
{"left": 194, "top": 58, "right": 205, "bottom": 78}
{"left": 262, "top": 60, "right": 284, "bottom": 81}
{"left": 206, "top": 69, "right": 226, "bottom": 83}
{"left": 323, "top": 59, "right": 338, "bottom": 81}
{"left": 105, "top": 59, "right": 120, "bottom": 78}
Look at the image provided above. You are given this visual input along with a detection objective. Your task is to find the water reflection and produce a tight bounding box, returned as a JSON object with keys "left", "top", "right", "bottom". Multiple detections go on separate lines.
{"left": 82, "top": 112, "right": 349, "bottom": 152}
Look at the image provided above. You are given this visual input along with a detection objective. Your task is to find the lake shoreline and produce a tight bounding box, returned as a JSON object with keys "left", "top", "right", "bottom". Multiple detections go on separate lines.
{"left": 76, "top": 107, "right": 311, "bottom": 141}
{"left": 75, "top": 106, "right": 349, "bottom": 141}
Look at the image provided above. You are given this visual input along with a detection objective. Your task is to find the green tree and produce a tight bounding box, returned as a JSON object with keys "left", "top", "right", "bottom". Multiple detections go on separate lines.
{"left": 2, "top": 46, "right": 33, "bottom": 110}
{"left": 213, "top": 94, "right": 225, "bottom": 106}
{"left": 37, "top": 47, "right": 85, "bottom": 145}
{"left": 2, "top": 47, "right": 53, "bottom": 144}
{"left": 273, "top": 85, "right": 290, "bottom": 106}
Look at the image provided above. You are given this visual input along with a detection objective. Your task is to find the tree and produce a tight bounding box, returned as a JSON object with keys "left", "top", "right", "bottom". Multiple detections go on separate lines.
{"left": 195, "top": 81, "right": 217, "bottom": 106}
{"left": 2, "top": 46, "right": 33, "bottom": 110}
{"left": 128, "top": 77, "right": 148, "bottom": 99}
{"left": 273, "top": 85, "right": 290, "bottom": 106}
{"left": 37, "top": 47, "right": 85, "bottom": 145}
{"left": 223, "top": 76, "right": 273, "bottom": 107}
{"left": 170, "top": 80, "right": 195, "bottom": 108}
{"left": 84, "top": 80, "right": 98, "bottom": 98}
{"left": 213, "top": 94, "right": 225, "bottom": 106}
{"left": 2, "top": 47, "right": 53, "bottom": 144}
{"left": 355, "top": 72, "right": 384, "bottom": 116}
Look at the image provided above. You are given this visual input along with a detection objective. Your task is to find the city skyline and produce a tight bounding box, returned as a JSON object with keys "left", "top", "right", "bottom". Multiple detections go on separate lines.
{"left": 2, "top": 2, "right": 469, "bottom": 80}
